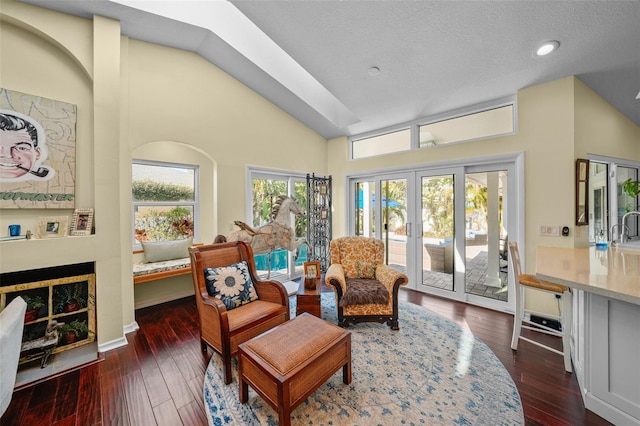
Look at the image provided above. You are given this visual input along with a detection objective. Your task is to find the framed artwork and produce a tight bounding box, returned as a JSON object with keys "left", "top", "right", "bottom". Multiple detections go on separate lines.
{"left": 575, "top": 159, "right": 589, "bottom": 226}
{"left": 0, "top": 88, "right": 77, "bottom": 209}
{"left": 303, "top": 261, "right": 321, "bottom": 279}
{"left": 320, "top": 208, "right": 329, "bottom": 220}
{"left": 319, "top": 183, "right": 328, "bottom": 196}
{"left": 70, "top": 208, "right": 94, "bottom": 236}
{"left": 37, "top": 216, "right": 69, "bottom": 238}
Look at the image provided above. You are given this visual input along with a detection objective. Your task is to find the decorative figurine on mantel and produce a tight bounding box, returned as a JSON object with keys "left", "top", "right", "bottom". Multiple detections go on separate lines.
{"left": 227, "top": 195, "right": 310, "bottom": 278}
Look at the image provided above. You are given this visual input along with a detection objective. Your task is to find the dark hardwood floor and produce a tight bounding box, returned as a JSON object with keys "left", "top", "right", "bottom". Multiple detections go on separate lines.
{"left": 2, "top": 286, "right": 611, "bottom": 426}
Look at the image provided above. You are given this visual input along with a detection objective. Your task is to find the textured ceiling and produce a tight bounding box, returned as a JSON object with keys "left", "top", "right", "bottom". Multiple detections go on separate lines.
{"left": 18, "top": 0, "right": 640, "bottom": 139}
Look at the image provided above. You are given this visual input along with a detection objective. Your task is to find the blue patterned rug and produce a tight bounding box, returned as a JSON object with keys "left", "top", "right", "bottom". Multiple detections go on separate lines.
{"left": 203, "top": 293, "right": 524, "bottom": 425}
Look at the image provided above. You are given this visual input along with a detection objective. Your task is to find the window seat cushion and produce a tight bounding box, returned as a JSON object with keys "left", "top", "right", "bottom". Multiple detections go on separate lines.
{"left": 133, "top": 257, "right": 191, "bottom": 278}
{"left": 140, "top": 238, "right": 193, "bottom": 263}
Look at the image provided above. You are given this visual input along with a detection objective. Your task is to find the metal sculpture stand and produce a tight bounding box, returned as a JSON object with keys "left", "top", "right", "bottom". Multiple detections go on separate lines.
{"left": 306, "top": 174, "right": 332, "bottom": 273}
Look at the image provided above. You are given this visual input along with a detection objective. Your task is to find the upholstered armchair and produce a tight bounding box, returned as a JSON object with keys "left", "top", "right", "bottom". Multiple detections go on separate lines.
{"left": 325, "top": 236, "right": 409, "bottom": 330}
{"left": 189, "top": 241, "right": 290, "bottom": 384}
{"left": 1, "top": 296, "right": 26, "bottom": 417}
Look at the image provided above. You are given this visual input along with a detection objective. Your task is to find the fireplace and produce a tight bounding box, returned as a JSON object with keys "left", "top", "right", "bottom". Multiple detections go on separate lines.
{"left": 0, "top": 263, "right": 96, "bottom": 370}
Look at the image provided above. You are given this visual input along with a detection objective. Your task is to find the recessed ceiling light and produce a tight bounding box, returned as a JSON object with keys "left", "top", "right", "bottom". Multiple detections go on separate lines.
{"left": 368, "top": 66, "right": 381, "bottom": 76}
{"left": 536, "top": 41, "right": 560, "bottom": 56}
{"left": 636, "top": 91, "right": 640, "bottom": 100}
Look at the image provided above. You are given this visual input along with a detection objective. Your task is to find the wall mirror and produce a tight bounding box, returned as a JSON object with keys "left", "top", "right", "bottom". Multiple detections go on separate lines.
{"left": 576, "top": 159, "right": 589, "bottom": 225}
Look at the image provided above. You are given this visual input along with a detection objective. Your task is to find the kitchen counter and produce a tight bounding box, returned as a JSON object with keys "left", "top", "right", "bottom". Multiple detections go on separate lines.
{"left": 536, "top": 245, "right": 640, "bottom": 305}
{"left": 535, "top": 245, "right": 640, "bottom": 425}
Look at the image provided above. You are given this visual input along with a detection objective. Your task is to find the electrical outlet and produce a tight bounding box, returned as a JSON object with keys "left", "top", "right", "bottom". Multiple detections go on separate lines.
{"left": 539, "top": 225, "right": 560, "bottom": 236}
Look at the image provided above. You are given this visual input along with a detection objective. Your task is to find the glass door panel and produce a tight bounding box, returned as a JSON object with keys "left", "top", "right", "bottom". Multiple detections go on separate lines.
{"left": 464, "top": 171, "right": 508, "bottom": 302}
{"left": 355, "top": 180, "right": 376, "bottom": 237}
{"left": 251, "top": 175, "right": 307, "bottom": 279}
{"left": 420, "top": 175, "right": 454, "bottom": 292}
{"left": 589, "top": 162, "right": 608, "bottom": 242}
{"left": 293, "top": 179, "right": 308, "bottom": 276}
{"left": 616, "top": 166, "right": 638, "bottom": 239}
{"left": 382, "top": 178, "right": 408, "bottom": 274}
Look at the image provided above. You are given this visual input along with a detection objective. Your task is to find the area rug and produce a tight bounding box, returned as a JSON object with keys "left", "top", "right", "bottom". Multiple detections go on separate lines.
{"left": 203, "top": 293, "right": 524, "bottom": 425}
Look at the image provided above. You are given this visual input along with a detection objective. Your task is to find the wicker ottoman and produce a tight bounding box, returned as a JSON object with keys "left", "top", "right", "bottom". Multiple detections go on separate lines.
{"left": 238, "top": 312, "right": 351, "bottom": 426}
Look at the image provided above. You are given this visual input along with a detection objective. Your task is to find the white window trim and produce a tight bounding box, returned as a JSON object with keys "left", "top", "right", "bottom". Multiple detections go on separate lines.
{"left": 132, "top": 159, "right": 199, "bottom": 249}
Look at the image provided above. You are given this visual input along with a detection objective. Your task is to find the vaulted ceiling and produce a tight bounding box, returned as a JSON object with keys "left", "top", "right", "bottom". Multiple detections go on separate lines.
{"left": 20, "top": 0, "right": 640, "bottom": 139}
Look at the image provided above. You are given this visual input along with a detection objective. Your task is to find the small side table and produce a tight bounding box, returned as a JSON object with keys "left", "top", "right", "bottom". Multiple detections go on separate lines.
{"left": 296, "top": 277, "right": 321, "bottom": 318}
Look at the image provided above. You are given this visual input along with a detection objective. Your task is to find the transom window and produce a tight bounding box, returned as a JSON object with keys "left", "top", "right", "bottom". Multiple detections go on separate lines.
{"left": 350, "top": 99, "right": 516, "bottom": 160}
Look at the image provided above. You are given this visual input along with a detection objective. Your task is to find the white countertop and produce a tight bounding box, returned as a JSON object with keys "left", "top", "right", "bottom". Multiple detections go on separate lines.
{"left": 536, "top": 246, "right": 640, "bottom": 306}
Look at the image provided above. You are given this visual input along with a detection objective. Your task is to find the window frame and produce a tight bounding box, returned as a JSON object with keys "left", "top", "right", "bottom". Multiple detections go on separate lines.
{"left": 247, "top": 166, "right": 308, "bottom": 279}
{"left": 348, "top": 96, "right": 516, "bottom": 160}
{"left": 132, "top": 159, "right": 199, "bottom": 249}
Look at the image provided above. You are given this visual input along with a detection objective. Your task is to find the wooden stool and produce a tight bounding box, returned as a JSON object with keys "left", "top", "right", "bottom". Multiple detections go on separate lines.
{"left": 508, "top": 242, "right": 572, "bottom": 372}
{"left": 238, "top": 313, "right": 351, "bottom": 426}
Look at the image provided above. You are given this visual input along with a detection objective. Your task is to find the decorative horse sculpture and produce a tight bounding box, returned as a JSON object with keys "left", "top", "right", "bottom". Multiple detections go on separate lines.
{"left": 227, "top": 195, "right": 309, "bottom": 277}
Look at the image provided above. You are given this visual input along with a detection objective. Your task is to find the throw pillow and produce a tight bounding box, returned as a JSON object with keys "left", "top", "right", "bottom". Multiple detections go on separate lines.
{"left": 357, "top": 261, "right": 377, "bottom": 279}
{"left": 203, "top": 261, "right": 259, "bottom": 311}
{"left": 141, "top": 237, "right": 193, "bottom": 263}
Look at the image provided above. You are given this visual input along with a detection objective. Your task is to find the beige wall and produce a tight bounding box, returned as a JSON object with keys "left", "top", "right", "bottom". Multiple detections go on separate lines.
{"left": 0, "top": 0, "right": 326, "bottom": 347}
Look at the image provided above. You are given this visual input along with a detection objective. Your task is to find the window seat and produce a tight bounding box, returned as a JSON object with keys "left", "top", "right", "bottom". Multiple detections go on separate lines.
{"left": 133, "top": 257, "right": 192, "bottom": 284}
{"left": 132, "top": 242, "right": 202, "bottom": 284}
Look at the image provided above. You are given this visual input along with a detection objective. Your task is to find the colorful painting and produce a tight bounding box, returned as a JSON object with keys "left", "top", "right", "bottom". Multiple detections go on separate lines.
{"left": 0, "top": 88, "right": 76, "bottom": 208}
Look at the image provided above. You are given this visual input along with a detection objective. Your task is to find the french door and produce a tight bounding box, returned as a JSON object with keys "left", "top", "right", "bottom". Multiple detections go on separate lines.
{"left": 249, "top": 170, "right": 307, "bottom": 280}
{"left": 587, "top": 157, "right": 640, "bottom": 243}
{"left": 354, "top": 175, "right": 410, "bottom": 275}
{"left": 349, "top": 158, "right": 520, "bottom": 312}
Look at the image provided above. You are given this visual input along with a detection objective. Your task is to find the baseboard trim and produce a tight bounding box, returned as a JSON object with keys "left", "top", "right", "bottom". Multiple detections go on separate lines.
{"left": 124, "top": 321, "right": 139, "bottom": 334}
{"left": 98, "top": 336, "right": 128, "bottom": 353}
{"left": 134, "top": 289, "right": 194, "bottom": 310}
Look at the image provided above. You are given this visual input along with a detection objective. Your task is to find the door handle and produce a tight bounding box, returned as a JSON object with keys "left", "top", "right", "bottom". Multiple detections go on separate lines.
{"left": 406, "top": 222, "right": 411, "bottom": 237}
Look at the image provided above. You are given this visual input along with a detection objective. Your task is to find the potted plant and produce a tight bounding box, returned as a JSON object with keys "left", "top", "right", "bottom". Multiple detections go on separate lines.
{"left": 623, "top": 179, "right": 640, "bottom": 211}
{"left": 22, "top": 295, "right": 45, "bottom": 322}
{"left": 53, "top": 283, "right": 87, "bottom": 313}
{"left": 59, "top": 319, "right": 92, "bottom": 344}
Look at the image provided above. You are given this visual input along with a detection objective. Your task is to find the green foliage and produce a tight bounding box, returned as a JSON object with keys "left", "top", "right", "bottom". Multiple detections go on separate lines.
{"left": 422, "top": 177, "right": 454, "bottom": 238}
{"left": 623, "top": 179, "right": 640, "bottom": 198}
{"left": 251, "top": 179, "right": 307, "bottom": 237}
{"left": 60, "top": 319, "right": 92, "bottom": 338}
{"left": 132, "top": 179, "right": 194, "bottom": 202}
{"left": 135, "top": 206, "right": 193, "bottom": 241}
{"left": 22, "top": 295, "right": 45, "bottom": 311}
{"left": 53, "top": 283, "right": 87, "bottom": 313}
{"left": 622, "top": 179, "right": 640, "bottom": 212}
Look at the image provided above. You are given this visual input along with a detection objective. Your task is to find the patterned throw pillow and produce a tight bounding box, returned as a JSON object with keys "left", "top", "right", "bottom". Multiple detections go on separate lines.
{"left": 203, "top": 261, "right": 259, "bottom": 311}
{"left": 357, "top": 261, "right": 377, "bottom": 279}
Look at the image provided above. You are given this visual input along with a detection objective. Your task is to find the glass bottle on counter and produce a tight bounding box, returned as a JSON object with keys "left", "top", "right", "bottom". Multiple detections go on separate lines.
{"left": 595, "top": 229, "right": 608, "bottom": 250}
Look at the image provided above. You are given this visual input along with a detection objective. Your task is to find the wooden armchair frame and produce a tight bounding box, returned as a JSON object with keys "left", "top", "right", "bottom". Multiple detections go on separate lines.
{"left": 189, "top": 241, "right": 290, "bottom": 384}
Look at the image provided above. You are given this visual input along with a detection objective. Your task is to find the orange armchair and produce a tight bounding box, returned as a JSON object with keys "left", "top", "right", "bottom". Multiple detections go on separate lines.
{"left": 325, "top": 236, "right": 408, "bottom": 330}
{"left": 189, "top": 241, "right": 290, "bottom": 384}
